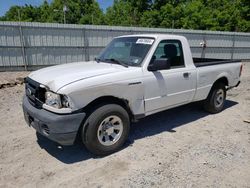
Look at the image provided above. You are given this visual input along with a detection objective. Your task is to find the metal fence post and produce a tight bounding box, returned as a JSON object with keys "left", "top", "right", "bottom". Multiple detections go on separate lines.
{"left": 83, "top": 27, "right": 89, "bottom": 61}
{"left": 201, "top": 31, "right": 207, "bottom": 58}
{"left": 231, "top": 33, "right": 236, "bottom": 60}
{"left": 18, "top": 23, "right": 27, "bottom": 71}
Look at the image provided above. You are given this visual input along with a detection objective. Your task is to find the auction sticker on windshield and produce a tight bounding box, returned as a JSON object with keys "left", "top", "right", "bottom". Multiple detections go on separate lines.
{"left": 136, "top": 38, "right": 154, "bottom": 45}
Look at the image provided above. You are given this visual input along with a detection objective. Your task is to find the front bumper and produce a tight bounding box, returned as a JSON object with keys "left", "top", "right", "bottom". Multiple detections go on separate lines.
{"left": 22, "top": 96, "right": 86, "bottom": 145}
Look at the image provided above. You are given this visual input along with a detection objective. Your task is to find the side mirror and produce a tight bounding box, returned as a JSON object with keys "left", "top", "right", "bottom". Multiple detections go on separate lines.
{"left": 148, "top": 58, "right": 171, "bottom": 71}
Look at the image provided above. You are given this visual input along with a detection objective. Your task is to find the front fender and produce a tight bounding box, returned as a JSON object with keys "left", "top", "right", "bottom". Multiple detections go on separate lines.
{"left": 58, "top": 80, "right": 145, "bottom": 115}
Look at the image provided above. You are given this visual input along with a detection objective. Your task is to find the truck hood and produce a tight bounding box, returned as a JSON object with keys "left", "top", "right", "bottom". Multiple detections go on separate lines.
{"left": 28, "top": 61, "right": 129, "bottom": 92}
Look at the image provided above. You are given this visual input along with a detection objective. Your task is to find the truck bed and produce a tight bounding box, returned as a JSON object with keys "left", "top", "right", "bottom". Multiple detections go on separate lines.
{"left": 193, "top": 58, "right": 241, "bottom": 67}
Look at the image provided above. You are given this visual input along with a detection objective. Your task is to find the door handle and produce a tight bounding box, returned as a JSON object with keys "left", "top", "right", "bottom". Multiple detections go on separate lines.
{"left": 183, "top": 72, "right": 191, "bottom": 78}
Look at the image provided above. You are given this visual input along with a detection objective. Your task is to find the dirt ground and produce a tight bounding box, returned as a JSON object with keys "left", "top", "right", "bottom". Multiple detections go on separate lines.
{"left": 0, "top": 63, "right": 249, "bottom": 188}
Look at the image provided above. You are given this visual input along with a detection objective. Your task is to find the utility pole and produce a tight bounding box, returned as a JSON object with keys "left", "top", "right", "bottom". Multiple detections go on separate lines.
{"left": 63, "top": 5, "right": 67, "bottom": 24}
{"left": 17, "top": 9, "right": 21, "bottom": 22}
{"left": 172, "top": 20, "right": 175, "bottom": 29}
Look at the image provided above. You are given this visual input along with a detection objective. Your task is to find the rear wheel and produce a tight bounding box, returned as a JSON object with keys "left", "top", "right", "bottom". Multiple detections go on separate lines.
{"left": 203, "top": 83, "right": 226, "bottom": 113}
{"left": 82, "top": 104, "right": 130, "bottom": 155}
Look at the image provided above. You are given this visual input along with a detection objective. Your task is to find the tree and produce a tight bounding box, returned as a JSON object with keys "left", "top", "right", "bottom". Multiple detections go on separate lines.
{"left": 140, "top": 10, "right": 160, "bottom": 27}
{"left": 105, "top": 0, "right": 135, "bottom": 26}
{"left": 39, "top": 1, "right": 53, "bottom": 22}
{"left": 153, "top": 0, "right": 167, "bottom": 10}
{"left": 2, "top": 5, "right": 40, "bottom": 22}
{"left": 159, "top": 3, "right": 183, "bottom": 28}
{"left": 0, "top": 0, "right": 104, "bottom": 25}
{"left": 124, "top": 0, "right": 152, "bottom": 24}
{"left": 49, "top": 0, "right": 104, "bottom": 24}
{"left": 180, "top": 0, "right": 209, "bottom": 30}
{"left": 0, "top": 0, "right": 249, "bottom": 32}
{"left": 79, "top": 0, "right": 105, "bottom": 25}
{"left": 0, "top": 6, "right": 21, "bottom": 21}
{"left": 125, "top": 0, "right": 152, "bottom": 12}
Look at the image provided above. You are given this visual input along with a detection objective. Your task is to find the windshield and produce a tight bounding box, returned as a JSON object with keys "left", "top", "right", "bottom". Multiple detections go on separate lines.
{"left": 97, "top": 37, "right": 155, "bottom": 67}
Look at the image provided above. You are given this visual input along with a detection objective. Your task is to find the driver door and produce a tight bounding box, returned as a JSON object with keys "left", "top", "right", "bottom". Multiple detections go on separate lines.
{"left": 144, "top": 40, "right": 196, "bottom": 114}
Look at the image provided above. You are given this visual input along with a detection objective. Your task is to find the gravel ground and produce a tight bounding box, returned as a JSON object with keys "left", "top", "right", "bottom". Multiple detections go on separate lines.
{"left": 0, "top": 72, "right": 28, "bottom": 86}
{"left": 0, "top": 63, "right": 249, "bottom": 188}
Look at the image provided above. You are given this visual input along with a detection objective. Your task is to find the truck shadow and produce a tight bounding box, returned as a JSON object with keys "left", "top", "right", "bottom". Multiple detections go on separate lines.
{"left": 36, "top": 100, "right": 238, "bottom": 164}
{"left": 128, "top": 100, "right": 237, "bottom": 142}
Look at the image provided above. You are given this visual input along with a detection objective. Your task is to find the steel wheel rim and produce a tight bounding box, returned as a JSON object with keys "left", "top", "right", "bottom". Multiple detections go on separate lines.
{"left": 97, "top": 115, "right": 123, "bottom": 146}
{"left": 214, "top": 89, "right": 225, "bottom": 108}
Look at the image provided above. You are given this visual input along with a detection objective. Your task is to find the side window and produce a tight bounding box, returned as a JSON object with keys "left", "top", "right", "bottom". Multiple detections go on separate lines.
{"left": 151, "top": 40, "right": 185, "bottom": 68}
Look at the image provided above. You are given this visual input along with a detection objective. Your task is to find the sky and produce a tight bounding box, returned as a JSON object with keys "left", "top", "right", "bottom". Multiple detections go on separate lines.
{"left": 0, "top": 0, "right": 113, "bottom": 16}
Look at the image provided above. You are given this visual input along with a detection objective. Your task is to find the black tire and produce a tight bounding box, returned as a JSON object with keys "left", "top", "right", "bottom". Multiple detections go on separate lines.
{"left": 82, "top": 104, "right": 130, "bottom": 156}
{"left": 203, "top": 82, "right": 226, "bottom": 113}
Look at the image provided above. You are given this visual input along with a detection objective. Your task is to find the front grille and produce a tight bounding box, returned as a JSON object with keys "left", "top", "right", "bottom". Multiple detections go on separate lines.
{"left": 25, "top": 77, "right": 46, "bottom": 108}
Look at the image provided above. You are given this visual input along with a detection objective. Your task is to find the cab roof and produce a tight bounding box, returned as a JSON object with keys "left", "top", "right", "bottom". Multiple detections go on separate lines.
{"left": 115, "top": 34, "right": 186, "bottom": 41}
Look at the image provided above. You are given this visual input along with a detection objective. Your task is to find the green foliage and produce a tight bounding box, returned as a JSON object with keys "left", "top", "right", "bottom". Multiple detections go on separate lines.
{"left": 79, "top": 1, "right": 105, "bottom": 24}
{"left": 140, "top": 9, "right": 160, "bottom": 27}
{"left": 140, "top": 0, "right": 250, "bottom": 32}
{"left": 0, "top": 0, "right": 104, "bottom": 24}
{"left": 39, "top": 1, "right": 53, "bottom": 22}
{"left": 0, "top": 0, "right": 249, "bottom": 32}
{"left": 1, "top": 5, "right": 41, "bottom": 22}
{"left": 105, "top": 0, "right": 135, "bottom": 26}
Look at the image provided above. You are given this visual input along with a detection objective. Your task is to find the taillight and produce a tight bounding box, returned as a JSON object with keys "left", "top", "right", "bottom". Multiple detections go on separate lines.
{"left": 239, "top": 64, "right": 243, "bottom": 77}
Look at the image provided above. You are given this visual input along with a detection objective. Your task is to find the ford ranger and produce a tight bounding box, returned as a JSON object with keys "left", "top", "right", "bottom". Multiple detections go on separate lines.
{"left": 22, "top": 34, "right": 242, "bottom": 155}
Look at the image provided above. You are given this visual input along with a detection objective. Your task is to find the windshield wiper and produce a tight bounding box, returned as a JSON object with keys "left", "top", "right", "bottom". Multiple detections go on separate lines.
{"left": 104, "top": 58, "right": 128, "bottom": 68}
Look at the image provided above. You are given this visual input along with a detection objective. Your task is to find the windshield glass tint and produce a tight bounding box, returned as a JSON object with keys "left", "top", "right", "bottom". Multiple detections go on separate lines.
{"left": 98, "top": 37, "right": 155, "bottom": 66}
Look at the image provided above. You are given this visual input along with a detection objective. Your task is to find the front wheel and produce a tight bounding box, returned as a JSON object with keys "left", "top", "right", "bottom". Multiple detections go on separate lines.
{"left": 82, "top": 104, "right": 130, "bottom": 155}
{"left": 203, "top": 83, "right": 226, "bottom": 113}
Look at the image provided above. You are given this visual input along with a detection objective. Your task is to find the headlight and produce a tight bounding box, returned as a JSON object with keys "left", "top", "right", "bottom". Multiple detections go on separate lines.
{"left": 45, "top": 91, "right": 72, "bottom": 109}
{"left": 45, "top": 91, "right": 62, "bottom": 108}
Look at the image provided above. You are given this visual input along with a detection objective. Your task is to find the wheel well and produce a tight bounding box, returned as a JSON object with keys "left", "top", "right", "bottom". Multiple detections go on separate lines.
{"left": 213, "top": 77, "right": 228, "bottom": 87}
{"left": 82, "top": 96, "right": 133, "bottom": 120}
{"left": 204, "top": 77, "right": 228, "bottom": 100}
{"left": 75, "top": 96, "right": 134, "bottom": 144}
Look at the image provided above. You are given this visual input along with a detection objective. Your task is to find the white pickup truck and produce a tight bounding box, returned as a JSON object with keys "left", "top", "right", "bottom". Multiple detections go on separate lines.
{"left": 23, "top": 34, "right": 242, "bottom": 155}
